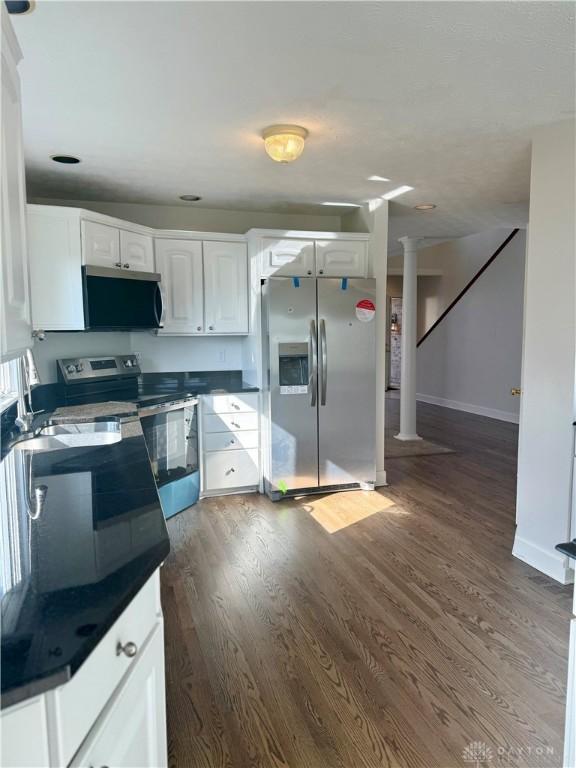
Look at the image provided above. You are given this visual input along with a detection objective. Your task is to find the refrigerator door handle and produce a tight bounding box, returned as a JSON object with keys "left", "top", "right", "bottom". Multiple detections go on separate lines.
{"left": 319, "top": 318, "right": 327, "bottom": 406}
{"left": 309, "top": 319, "right": 318, "bottom": 407}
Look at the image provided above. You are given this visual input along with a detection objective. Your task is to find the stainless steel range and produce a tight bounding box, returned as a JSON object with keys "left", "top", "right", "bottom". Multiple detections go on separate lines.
{"left": 56, "top": 355, "right": 199, "bottom": 518}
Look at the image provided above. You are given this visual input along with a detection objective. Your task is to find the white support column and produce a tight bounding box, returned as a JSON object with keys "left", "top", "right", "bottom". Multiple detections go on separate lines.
{"left": 395, "top": 236, "right": 422, "bottom": 441}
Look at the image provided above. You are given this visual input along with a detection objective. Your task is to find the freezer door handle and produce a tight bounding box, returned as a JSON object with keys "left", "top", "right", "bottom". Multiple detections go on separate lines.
{"left": 319, "top": 318, "right": 327, "bottom": 406}
{"left": 309, "top": 319, "right": 318, "bottom": 407}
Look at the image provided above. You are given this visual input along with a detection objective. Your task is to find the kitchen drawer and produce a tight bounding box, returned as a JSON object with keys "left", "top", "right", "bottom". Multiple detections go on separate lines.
{"left": 202, "top": 393, "right": 258, "bottom": 415}
{"left": 203, "top": 412, "right": 259, "bottom": 433}
{"left": 49, "top": 570, "right": 161, "bottom": 767}
{"left": 204, "top": 429, "right": 259, "bottom": 452}
{"left": 204, "top": 449, "right": 259, "bottom": 490}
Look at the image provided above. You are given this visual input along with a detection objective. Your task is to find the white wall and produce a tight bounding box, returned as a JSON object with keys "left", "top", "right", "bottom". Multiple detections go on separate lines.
{"left": 34, "top": 332, "right": 244, "bottom": 383}
{"left": 129, "top": 334, "right": 243, "bottom": 373}
{"left": 389, "top": 228, "right": 519, "bottom": 332}
{"left": 416, "top": 229, "right": 526, "bottom": 423}
{"left": 33, "top": 332, "right": 130, "bottom": 383}
{"left": 513, "top": 119, "right": 576, "bottom": 584}
{"left": 28, "top": 197, "right": 341, "bottom": 234}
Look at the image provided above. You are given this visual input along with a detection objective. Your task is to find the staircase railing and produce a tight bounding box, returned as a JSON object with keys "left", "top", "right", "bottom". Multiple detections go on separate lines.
{"left": 417, "top": 228, "right": 520, "bottom": 348}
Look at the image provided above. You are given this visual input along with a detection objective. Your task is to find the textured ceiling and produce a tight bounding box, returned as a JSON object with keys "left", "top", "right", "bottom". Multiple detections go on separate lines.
{"left": 13, "top": 1, "right": 575, "bottom": 249}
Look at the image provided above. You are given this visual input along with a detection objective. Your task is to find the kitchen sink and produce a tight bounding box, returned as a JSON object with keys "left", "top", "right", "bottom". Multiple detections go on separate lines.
{"left": 13, "top": 421, "right": 122, "bottom": 452}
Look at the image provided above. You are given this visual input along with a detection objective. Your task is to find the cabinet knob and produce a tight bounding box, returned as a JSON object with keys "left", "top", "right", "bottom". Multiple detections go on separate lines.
{"left": 319, "top": 269, "right": 324, "bottom": 275}
{"left": 123, "top": 263, "right": 130, "bottom": 269}
{"left": 208, "top": 325, "right": 214, "bottom": 331}
{"left": 115, "top": 262, "right": 122, "bottom": 268}
{"left": 116, "top": 640, "right": 138, "bottom": 658}
{"left": 197, "top": 326, "right": 202, "bottom": 331}
{"left": 307, "top": 270, "right": 312, "bottom": 275}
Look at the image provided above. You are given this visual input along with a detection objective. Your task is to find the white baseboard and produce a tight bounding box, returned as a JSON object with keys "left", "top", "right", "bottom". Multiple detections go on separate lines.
{"left": 375, "top": 469, "right": 388, "bottom": 487}
{"left": 512, "top": 533, "right": 574, "bottom": 584}
{"left": 416, "top": 393, "right": 520, "bottom": 424}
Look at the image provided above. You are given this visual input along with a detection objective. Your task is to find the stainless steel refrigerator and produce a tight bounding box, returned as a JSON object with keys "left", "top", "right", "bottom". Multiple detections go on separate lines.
{"left": 261, "top": 276, "right": 376, "bottom": 500}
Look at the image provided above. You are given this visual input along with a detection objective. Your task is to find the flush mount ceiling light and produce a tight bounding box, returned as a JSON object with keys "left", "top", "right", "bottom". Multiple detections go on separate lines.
{"left": 382, "top": 185, "right": 414, "bottom": 201}
{"left": 367, "top": 175, "right": 390, "bottom": 182}
{"left": 51, "top": 155, "right": 80, "bottom": 164}
{"left": 179, "top": 194, "right": 202, "bottom": 202}
{"left": 414, "top": 203, "right": 437, "bottom": 211}
{"left": 262, "top": 125, "right": 308, "bottom": 163}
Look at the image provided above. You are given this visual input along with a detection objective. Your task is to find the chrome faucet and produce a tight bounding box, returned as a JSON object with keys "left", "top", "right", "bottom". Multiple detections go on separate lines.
{"left": 15, "top": 349, "right": 41, "bottom": 434}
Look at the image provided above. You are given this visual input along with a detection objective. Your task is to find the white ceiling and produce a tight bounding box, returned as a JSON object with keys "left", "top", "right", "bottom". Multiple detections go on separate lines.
{"left": 13, "top": 1, "right": 575, "bottom": 249}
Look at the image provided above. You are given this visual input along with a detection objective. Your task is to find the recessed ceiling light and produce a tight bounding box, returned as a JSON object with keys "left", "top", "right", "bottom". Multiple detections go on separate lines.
{"left": 382, "top": 185, "right": 414, "bottom": 200}
{"left": 51, "top": 155, "right": 80, "bottom": 164}
{"left": 6, "top": 1, "right": 34, "bottom": 14}
{"left": 414, "top": 203, "right": 437, "bottom": 211}
{"left": 179, "top": 195, "right": 202, "bottom": 202}
{"left": 367, "top": 175, "right": 390, "bottom": 182}
{"left": 262, "top": 125, "right": 308, "bottom": 163}
{"left": 321, "top": 202, "right": 361, "bottom": 207}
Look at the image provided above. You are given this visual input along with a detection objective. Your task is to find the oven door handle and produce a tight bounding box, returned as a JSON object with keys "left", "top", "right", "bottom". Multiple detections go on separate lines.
{"left": 138, "top": 398, "right": 198, "bottom": 418}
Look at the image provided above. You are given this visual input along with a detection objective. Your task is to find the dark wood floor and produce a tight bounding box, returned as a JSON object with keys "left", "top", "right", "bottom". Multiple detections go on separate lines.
{"left": 161, "top": 397, "right": 572, "bottom": 768}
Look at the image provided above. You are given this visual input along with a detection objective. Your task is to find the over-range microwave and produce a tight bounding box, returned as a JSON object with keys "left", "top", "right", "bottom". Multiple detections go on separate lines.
{"left": 82, "top": 266, "right": 164, "bottom": 331}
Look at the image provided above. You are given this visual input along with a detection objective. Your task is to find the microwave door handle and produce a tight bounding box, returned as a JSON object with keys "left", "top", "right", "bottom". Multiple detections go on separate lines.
{"left": 309, "top": 319, "right": 317, "bottom": 407}
{"left": 154, "top": 282, "right": 165, "bottom": 328}
{"left": 319, "top": 318, "right": 327, "bottom": 406}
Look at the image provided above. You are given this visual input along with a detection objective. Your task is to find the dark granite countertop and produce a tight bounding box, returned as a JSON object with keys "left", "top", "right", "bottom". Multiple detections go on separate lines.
{"left": 0, "top": 417, "right": 170, "bottom": 708}
{"left": 556, "top": 541, "right": 576, "bottom": 561}
{"left": 31, "top": 369, "right": 259, "bottom": 414}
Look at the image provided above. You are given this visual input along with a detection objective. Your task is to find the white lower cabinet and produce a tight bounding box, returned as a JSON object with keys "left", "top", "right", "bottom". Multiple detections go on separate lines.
{"left": 0, "top": 570, "right": 166, "bottom": 768}
{"left": 70, "top": 624, "right": 166, "bottom": 768}
{"left": 201, "top": 393, "right": 260, "bottom": 495}
{"left": 0, "top": 695, "right": 50, "bottom": 768}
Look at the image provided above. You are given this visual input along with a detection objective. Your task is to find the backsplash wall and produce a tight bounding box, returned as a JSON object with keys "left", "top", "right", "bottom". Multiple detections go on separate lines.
{"left": 34, "top": 332, "right": 244, "bottom": 383}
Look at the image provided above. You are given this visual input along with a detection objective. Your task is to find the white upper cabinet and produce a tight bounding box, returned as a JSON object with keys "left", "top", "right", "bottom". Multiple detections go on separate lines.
{"left": 82, "top": 221, "right": 121, "bottom": 268}
{"left": 261, "top": 238, "right": 315, "bottom": 277}
{"left": 1, "top": 7, "right": 31, "bottom": 362}
{"left": 315, "top": 240, "right": 367, "bottom": 277}
{"left": 120, "top": 229, "right": 154, "bottom": 272}
{"left": 28, "top": 208, "right": 85, "bottom": 332}
{"left": 204, "top": 241, "right": 248, "bottom": 334}
{"left": 155, "top": 239, "right": 204, "bottom": 333}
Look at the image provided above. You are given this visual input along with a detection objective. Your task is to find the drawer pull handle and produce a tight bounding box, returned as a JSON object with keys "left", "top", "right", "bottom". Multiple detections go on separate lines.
{"left": 225, "top": 467, "right": 236, "bottom": 475}
{"left": 232, "top": 403, "right": 240, "bottom": 409}
{"left": 231, "top": 421, "right": 240, "bottom": 428}
{"left": 114, "top": 262, "right": 122, "bottom": 268}
{"left": 116, "top": 641, "right": 138, "bottom": 658}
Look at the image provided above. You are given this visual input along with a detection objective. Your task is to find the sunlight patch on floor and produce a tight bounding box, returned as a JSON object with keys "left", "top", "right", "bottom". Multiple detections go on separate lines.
{"left": 298, "top": 490, "right": 400, "bottom": 533}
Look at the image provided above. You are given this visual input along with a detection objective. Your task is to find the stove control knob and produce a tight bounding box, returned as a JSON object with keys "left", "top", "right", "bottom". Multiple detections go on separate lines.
{"left": 75, "top": 363, "right": 84, "bottom": 373}
{"left": 66, "top": 364, "right": 76, "bottom": 374}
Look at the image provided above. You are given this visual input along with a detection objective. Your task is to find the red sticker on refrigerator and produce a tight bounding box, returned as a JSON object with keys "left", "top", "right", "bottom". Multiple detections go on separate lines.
{"left": 355, "top": 299, "right": 375, "bottom": 322}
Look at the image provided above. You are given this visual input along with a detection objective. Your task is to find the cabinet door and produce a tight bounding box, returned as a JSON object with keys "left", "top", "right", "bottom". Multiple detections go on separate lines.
{"left": 70, "top": 623, "right": 167, "bottom": 768}
{"left": 120, "top": 229, "right": 154, "bottom": 272}
{"left": 155, "top": 239, "right": 203, "bottom": 333}
{"left": 1, "top": 9, "right": 31, "bottom": 362}
{"left": 0, "top": 695, "right": 50, "bottom": 768}
{"left": 315, "top": 240, "right": 367, "bottom": 277}
{"left": 82, "top": 221, "right": 121, "bottom": 268}
{"left": 261, "top": 238, "right": 315, "bottom": 277}
{"left": 204, "top": 241, "right": 248, "bottom": 333}
{"left": 27, "top": 208, "right": 85, "bottom": 331}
